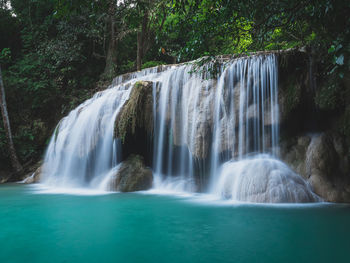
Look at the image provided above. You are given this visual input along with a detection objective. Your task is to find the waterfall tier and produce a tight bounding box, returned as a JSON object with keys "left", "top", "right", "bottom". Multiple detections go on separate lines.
{"left": 152, "top": 55, "right": 279, "bottom": 192}
{"left": 40, "top": 54, "right": 320, "bottom": 203}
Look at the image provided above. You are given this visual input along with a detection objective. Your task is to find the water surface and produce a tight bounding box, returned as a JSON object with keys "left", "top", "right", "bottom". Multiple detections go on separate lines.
{"left": 0, "top": 184, "right": 349, "bottom": 263}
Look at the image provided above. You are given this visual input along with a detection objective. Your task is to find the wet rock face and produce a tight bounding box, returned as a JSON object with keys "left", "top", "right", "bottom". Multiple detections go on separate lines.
{"left": 305, "top": 134, "right": 350, "bottom": 202}
{"left": 281, "top": 133, "right": 350, "bottom": 202}
{"left": 114, "top": 81, "right": 154, "bottom": 141}
{"left": 0, "top": 169, "right": 11, "bottom": 184}
{"left": 107, "top": 155, "right": 153, "bottom": 192}
{"left": 185, "top": 84, "right": 216, "bottom": 159}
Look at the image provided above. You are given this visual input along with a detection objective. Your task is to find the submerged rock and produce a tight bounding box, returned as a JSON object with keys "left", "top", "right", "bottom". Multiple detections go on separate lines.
{"left": 214, "top": 155, "right": 320, "bottom": 203}
{"left": 107, "top": 155, "right": 153, "bottom": 192}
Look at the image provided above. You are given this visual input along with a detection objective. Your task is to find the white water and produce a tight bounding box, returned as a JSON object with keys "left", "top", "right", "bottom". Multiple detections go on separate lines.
{"left": 40, "top": 54, "right": 319, "bottom": 202}
{"left": 213, "top": 154, "right": 320, "bottom": 203}
{"left": 151, "top": 55, "right": 281, "bottom": 191}
{"left": 41, "top": 67, "right": 164, "bottom": 189}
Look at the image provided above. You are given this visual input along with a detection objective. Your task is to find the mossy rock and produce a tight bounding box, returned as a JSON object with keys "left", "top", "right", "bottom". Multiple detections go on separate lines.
{"left": 114, "top": 81, "right": 154, "bottom": 141}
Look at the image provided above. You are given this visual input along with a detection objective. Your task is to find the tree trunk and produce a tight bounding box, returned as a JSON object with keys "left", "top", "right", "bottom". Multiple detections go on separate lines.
{"left": 137, "top": 10, "right": 149, "bottom": 71}
{"left": 136, "top": 31, "right": 143, "bottom": 71}
{"left": 103, "top": 1, "right": 118, "bottom": 79}
{"left": 0, "top": 65, "right": 23, "bottom": 173}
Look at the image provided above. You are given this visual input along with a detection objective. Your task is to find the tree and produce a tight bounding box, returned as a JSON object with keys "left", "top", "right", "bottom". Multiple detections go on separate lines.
{"left": 136, "top": 0, "right": 168, "bottom": 70}
{"left": 0, "top": 64, "right": 23, "bottom": 173}
{"left": 136, "top": 5, "right": 150, "bottom": 71}
{"left": 103, "top": 0, "right": 139, "bottom": 78}
{"left": 53, "top": 0, "right": 137, "bottom": 79}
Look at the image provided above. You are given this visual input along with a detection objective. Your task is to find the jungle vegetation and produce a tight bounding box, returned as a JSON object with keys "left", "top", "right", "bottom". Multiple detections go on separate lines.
{"left": 0, "top": 0, "right": 349, "bottom": 173}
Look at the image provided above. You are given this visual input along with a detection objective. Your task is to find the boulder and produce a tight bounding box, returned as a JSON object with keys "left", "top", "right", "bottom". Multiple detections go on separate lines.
{"left": 107, "top": 155, "right": 153, "bottom": 192}
{"left": 305, "top": 133, "right": 350, "bottom": 202}
{"left": 215, "top": 155, "right": 320, "bottom": 203}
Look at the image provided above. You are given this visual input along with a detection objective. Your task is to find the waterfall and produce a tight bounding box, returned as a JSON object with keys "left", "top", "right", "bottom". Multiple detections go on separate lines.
{"left": 209, "top": 55, "right": 279, "bottom": 191}
{"left": 42, "top": 85, "right": 128, "bottom": 188}
{"left": 151, "top": 55, "right": 281, "bottom": 193}
{"left": 151, "top": 62, "right": 216, "bottom": 192}
{"left": 40, "top": 54, "right": 319, "bottom": 202}
{"left": 41, "top": 67, "right": 162, "bottom": 189}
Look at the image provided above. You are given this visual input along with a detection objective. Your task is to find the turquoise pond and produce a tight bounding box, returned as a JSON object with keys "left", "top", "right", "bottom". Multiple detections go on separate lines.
{"left": 0, "top": 184, "right": 349, "bottom": 263}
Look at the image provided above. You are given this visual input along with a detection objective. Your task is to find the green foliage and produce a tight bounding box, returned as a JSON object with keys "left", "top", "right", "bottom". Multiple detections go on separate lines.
{"left": 0, "top": 47, "right": 11, "bottom": 63}
{"left": 315, "top": 81, "right": 343, "bottom": 110}
{"left": 119, "top": 60, "right": 136, "bottom": 74}
{"left": 158, "top": 0, "right": 255, "bottom": 61}
{"left": 0, "top": 0, "right": 350, "bottom": 166}
{"left": 141, "top": 60, "right": 166, "bottom": 69}
{"left": 0, "top": 0, "right": 104, "bottom": 165}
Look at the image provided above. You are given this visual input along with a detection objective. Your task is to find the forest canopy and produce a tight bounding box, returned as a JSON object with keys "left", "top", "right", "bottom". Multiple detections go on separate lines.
{"left": 0, "top": 0, "right": 349, "bottom": 170}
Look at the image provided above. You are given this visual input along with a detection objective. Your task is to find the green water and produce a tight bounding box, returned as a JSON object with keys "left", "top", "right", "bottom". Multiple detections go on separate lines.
{"left": 0, "top": 184, "right": 349, "bottom": 263}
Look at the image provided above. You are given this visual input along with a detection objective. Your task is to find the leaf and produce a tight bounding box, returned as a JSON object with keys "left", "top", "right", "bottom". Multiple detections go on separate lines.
{"left": 328, "top": 45, "right": 335, "bottom": 53}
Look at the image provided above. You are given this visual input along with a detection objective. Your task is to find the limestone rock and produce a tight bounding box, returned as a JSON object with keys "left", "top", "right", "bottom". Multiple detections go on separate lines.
{"left": 22, "top": 165, "right": 42, "bottom": 184}
{"left": 305, "top": 133, "right": 350, "bottom": 202}
{"left": 185, "top": 84, "right": 215, "bottom": 158}
{"left": 281, "top": 133, "right": 350, "bottom": 202}
{"left": 114, "top": 81, "right": 154, "bottom": 141}
{"left": 107, "top": 155, "right": 153, "bottom": 192}
{"left": 216, "top": 155, "right": 320, "bottom": 203}
{"left": 280, "top": 135, "right": 310, "bottom": 176}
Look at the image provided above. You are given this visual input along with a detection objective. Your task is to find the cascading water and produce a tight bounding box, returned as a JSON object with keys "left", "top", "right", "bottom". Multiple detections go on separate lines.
{"left": 41, "top": 67, "right": 163, "bottom": 189}
{"left": 40, "top": 53, "right": 319, "bottom": 202}
{"left": 42, "top": 85, "right": 128, "bottom": 189}
{"left": 212, "top": 154, "right": 320, "bottom": 203}
{"left": 208, "top": 55, "right": 279, "bottom": 190}
{"left": 151, "top": 62, "right": 217, "bottom": 192}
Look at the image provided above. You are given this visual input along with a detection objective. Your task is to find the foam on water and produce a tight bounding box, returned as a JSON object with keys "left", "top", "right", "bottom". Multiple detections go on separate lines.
{"left": 28, "top": 184, "right": 113, "bottom": 195}
{"left": 212, "top": 154, "right": 321, "bottom": 203}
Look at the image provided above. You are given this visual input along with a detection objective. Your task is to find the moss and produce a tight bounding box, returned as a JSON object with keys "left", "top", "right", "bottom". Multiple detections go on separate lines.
{"left": 142, "top": 61, "right": 166, "bottom": 70}
{"left": 114, "top": 81, "right": 154, "bottom": 142}
{"left": 188, "top": 56, "right": 222, "bottom": 80}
